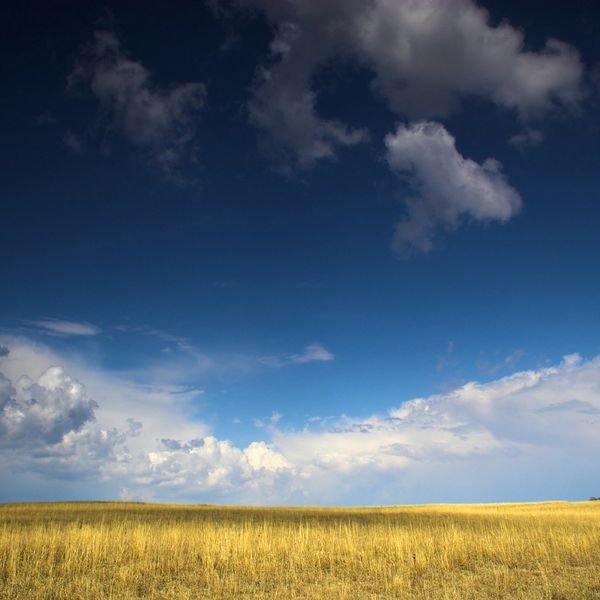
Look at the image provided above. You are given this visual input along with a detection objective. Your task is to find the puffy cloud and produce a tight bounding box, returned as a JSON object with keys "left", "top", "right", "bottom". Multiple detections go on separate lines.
{"left": 28, "top": 319, "right": 100, "bottom": 336}
{"left": 3, "top": 335, "right": 600, "bottom": 504}
{"left": 107, "top": 351, "right": 600, "bottom": 502}
{"left": 249, "top": 50, "right": 367, "bottom": 169}
{"left": 129, "top": 437, "right": 295, "bottom": 501}
{"left": 68, "top": 30, "right": 206, "bottom": 176}
{"left": 0, "top": 337, "right": 300, "bottom": 501}
{"left": 0, "top": 365, "right": 133, "bottom": 480}
{"left": 0, "top": 336, "right": 210, "bottom": 483}
{"left": 385, "top": 121, "right": 522, "bottom": 254}
{"left": 0, "top": 367, "right": 97, "bottom": 446}
{"left": 269, "top": 353, "right": 600, "bottom": 502}
{"left": 232, "top": 0, "right": 583, "bottom": 167}
{"left": 353, "top": 1, "right": 583, "bottom": 118}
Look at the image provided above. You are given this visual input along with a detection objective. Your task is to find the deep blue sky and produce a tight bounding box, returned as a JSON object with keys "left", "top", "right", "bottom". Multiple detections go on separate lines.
{"left": 1, "top": 0, "right": 600, "bottom": 504}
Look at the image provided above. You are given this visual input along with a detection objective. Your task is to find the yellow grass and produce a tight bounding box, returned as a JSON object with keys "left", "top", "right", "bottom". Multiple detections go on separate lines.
{"left": 1, "top": 501, "right": 599, "bottom": 599}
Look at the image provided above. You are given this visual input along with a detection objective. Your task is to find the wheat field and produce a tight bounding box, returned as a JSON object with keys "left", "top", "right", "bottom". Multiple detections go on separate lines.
{"left": 1, "top": 501, "right": 599, "bottom": 599}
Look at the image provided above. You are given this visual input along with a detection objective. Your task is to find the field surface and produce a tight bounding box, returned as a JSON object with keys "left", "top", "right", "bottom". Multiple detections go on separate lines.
{"left": 1, "top": 501, "right": 600, "bottom": 599}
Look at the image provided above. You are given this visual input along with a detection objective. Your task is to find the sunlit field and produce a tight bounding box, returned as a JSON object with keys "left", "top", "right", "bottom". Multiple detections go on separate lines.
{"left": 1, "top": 501, "right": 599, "bottom": 599}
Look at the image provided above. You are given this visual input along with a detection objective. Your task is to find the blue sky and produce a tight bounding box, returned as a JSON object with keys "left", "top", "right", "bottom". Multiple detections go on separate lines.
{"left": 1, "top": 0, "right": 600, "bottom": 504}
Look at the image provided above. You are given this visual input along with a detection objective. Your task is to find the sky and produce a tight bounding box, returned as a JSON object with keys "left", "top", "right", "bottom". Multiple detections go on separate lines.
{"left": 1, "top": 0, "right": 600, "bottom": 505}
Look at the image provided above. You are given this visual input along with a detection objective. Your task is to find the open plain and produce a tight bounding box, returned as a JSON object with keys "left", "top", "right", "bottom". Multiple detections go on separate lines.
{"left": 1, "top": 501, "right": 599, "bottom": 599}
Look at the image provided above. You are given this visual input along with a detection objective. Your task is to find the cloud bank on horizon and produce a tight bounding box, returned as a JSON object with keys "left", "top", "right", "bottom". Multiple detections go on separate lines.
{"left": 1, "top": 335, "right": 599, "bottom": 504}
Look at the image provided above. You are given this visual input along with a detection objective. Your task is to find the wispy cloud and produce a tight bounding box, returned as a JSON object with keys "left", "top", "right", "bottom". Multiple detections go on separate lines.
{"left": 68, "top": 29, "right": 206, "bottom": 180}
{"left": 477, "top": 349, "right": 525, "bottom": 376}
{"left": 63, "top": 130, "right": 84, "bottom": 154}
{"left": 254, "top": 411, "right": 283, "bottom": 429}
{"left": 259, "top": 343, "right": 335, "bottom": 368}
{"left": 290, "top": 343, "right": 334, "bottom": 364}
{"left": 27, "top": 319, "right": 101, "bottom": 337}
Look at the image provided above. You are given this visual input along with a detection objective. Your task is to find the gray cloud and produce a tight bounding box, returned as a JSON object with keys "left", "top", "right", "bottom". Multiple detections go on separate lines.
{"left": 0, "top": 367, "right": 97, "bottom": 446}
{"left": 509, "top": 128, "right": 545, "bottom": 150}
{"left": 230, "top": 0, "right": 583, "bottom": 167}
{"left": 385, "top": 121, "right": 522, "bottom": 255}
{"left": 63, "top": 130, "right": 84, "bottom": 154}
{"left": 69, "top": 30, "right": 206, "bottom": 177}
{"left": 0, "top": 365, "right": 139, "bottom": 481}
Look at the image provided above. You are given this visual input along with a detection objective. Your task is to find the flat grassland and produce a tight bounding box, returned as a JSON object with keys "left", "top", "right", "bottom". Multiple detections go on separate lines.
{"left": 1, "top": 502, "right": 599, "bottom": 599}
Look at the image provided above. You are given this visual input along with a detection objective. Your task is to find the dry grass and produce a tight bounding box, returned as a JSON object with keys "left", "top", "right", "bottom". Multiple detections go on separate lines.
{"left": 1, "top": 501, "right": 599, "bottom": 599}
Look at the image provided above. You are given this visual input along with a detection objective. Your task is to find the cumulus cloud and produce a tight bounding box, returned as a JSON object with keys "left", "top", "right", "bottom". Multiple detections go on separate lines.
{"left": 0, "top": 336, "right": 210, "bottom": 479}
{"left": 385, "top": 121, "right": 522, "bottom": 254}
{"left": 28, "top": 319, "right": 100, "bottom": 337}
{"left": 3, "top": 335, "right": 600, "bottom": 504}
{"left": 68, "top": 30, "right": 206, "bottom": 176}
{"left": 113, "top": 351, "right": 600, "bottom": 504}
{"left": 0, "top": 365, "right": 134, "bottom": 480}
{"left": 129, "top": 437, "right": 295, "bottom": 501}
{"left": 0, "top": 336, "right": 299, "bottom": 501}
{"left": 249, "top": 49, "right": 367, "bottom": 169}
{"left": 231, "top": 0, "right": 583, "bottom": 167}
{"left": 267, "top": 353, "right": 600, "bottom": 502}
{"left": 0, "top": 367, "right": 97, "bottom": 445}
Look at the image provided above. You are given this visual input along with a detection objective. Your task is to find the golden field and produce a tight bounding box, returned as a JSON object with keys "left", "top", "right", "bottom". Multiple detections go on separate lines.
{"left": 1, "top": 501, "right": 599, "bottom": 599}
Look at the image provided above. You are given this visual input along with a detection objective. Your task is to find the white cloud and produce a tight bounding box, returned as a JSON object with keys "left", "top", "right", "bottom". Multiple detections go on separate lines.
{"left": 268, "top": 353, "right": 600, "bottom": 502}
{"left": 0, "top": 367, "right": 96, "bottom": 446}
{"left": 290, "top": 343, "right": 335, "bottom": 364}
{"left": 259, "top": 343, "right": 335, "bottom": 369}
{"left": 385, "top": 121, "right": 522, "bottom": 254}
{"left": 0, "top": 336, "right": 209, "bottom": 466}
{"left": 0, "top": 364, "right": 132, "bottom": 480}
{"left": 232, "top": 0, "right": 583, "bottom": 167}
{"left": 0, "top": 336, "right": 298, "bottom": 502}
{"left": 28, "top": 319, "right": 100, "bottom": 337}
{"left": 136, "top": 352, "right": 597, "bottom": 504}
{"left": 68, "top": 30, "right": 206, "bottom": 177}
{"left": 3, "top": 335, "right": 600, "bottom": 504}
{"left": 133, "top": 437, "right": 295, "bottom": 501}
